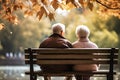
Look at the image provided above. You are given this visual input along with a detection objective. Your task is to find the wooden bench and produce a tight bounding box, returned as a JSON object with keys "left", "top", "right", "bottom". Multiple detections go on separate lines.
{"left": 24, "top": 48, "right": 119, "bottom": 80}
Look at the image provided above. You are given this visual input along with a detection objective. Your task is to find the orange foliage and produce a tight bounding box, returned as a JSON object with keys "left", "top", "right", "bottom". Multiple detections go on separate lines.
{"left": 0, "top": 23, "right": 4, "bottom": 30}
{"left": 0, "top": 0, "right": 119, "bottom": 25}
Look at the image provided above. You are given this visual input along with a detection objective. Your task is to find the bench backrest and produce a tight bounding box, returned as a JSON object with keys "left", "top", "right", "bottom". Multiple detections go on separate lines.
{"left": 25, "top": 48, "right": 119, "bottom": 65}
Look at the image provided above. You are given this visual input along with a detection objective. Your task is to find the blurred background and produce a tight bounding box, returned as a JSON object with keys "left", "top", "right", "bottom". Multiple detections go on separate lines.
{"left": 0, "top": 6, "right": 120, "bottom": 80}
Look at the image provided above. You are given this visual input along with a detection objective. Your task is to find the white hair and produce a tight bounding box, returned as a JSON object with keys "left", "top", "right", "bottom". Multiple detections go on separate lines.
{"left": 75, "top": 25, "right": 90, "bottom": 38}
{"left": 52, "top": 23, "right": 65, "bottom": 34}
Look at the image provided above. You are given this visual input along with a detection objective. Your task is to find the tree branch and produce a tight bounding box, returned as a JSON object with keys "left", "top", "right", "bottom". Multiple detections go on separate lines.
{"left": 96, "top": 0, "right": 120, "bottom": 10}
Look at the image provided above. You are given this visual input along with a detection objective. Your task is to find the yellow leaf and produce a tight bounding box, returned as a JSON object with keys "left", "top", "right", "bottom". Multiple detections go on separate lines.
{"left": 33, "top": 4, "right": 41, "bottom": 12}
{"left": 66, "top": 2, "right": 75, "bottom": 10}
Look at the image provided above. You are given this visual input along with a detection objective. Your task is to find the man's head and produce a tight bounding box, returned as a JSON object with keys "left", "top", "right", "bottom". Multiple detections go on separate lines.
{"left": 75, "top": 25, "right": 90, "bottom": 39}
{"left": 52, "top": 23, "right": 65, "bottom": 36}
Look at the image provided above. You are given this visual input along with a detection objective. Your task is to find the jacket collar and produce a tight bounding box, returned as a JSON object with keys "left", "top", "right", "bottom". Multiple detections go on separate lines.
{"left": 49, "top": 33, "right": 65, "bottom": 39}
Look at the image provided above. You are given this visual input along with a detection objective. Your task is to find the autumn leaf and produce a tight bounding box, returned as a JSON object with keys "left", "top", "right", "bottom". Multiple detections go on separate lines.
{"left": 24, "top": 10, "right": 29, "bottom": 17}
{"left": 88, "top": 2, "right": 94, "bottom": 11}
{"left": 38, "top": 11, "right": 44, "bottom": 20}
{"left": 41, "top": 0, "right": 49, "bottom": 5}
{"left": 31, "top": 0, "right": 38, "bottom": 5}
{"left": 51, "top": 0, "right": 59, "bottom": 10}
{"left": 0, "top": 23, "right": 4, "bottom": 30}
{"left": 36, "top": 6, "right": 48, "bottom": 20}
{"left": 36, "top": 7, "right": 44, "bottom": 20}
{"left": 19, "top": 2, "right": 25, "bottom": 9}
{"left": 48, "top": 13, "right": 55, "bottom": 21}
{"left": 66, "top": 2, "right": 76, "bottom": 10}
{"left": 72, "top": 0, "right": 82, "bottom": 8}
{"left": 6, "top": 7, "right": 12, "bottom": 14}
{"left": 66, "top": 0, "right": 71, "bottom": 4}
{"left": 41, "top": 6, "right": 49, "bottom": 17}
{"left": 79, "top": 0, "right": 84, "bottom": 5}
{"left": 78, "top": 0, "right": 86, "bottom": 8}
{"left": 60, "top": 0, "right": 75, "bottom": 10}
{"left": 2, "top": 14, "right": 8, "bottom": 20}
{"left": 33, "top": 4, "right": 41, "bottom": 12}
{"left": 11, "top": 15, "right": 19, "bottom": 24}
{"left": 13, "top": 4, "right": 19, "bottom": 10}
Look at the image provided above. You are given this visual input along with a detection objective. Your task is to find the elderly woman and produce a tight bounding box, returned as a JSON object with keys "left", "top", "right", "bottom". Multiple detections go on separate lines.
{"left": 72, "top": 25, "right": 99, "bottom": 80}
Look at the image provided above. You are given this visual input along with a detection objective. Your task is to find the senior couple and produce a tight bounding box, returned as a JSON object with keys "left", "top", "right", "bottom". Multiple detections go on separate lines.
{"left": 39, "top": 23, "right": 99, "bottom": 80}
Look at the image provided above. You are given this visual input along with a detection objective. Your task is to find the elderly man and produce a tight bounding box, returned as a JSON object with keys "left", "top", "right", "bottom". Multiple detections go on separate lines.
{"left": 72, "top": 25, "right": 99, "bottom": 80}
{"left": 39, "top": 23, "right": 73, "bottom": 80}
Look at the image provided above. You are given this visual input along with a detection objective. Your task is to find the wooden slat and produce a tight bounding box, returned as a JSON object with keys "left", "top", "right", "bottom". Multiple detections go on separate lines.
{"left": 24, "top": 48, "right": 119, "bottom": 53}
{"left": 37, "top": 60, "right": 118, "bottom": 65}
{"left": 25, "top": 70, "right": 117, "bottom": 76}
{"left": 25, "top": 59, "right": 37, "bottom": 64}
{"left": 37, "top": 55, "right": 118, "bottom": 60}
{"left": 25, "top": 54, "right": 37, "bottom": 59}
{"left": 25, "top": 59, "right": 118, "bottom": 64}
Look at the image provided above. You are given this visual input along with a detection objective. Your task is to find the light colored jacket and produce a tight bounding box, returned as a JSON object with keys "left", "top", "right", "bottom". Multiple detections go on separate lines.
{"left": 72, "top": 39, "right": 99, "bottom": 71}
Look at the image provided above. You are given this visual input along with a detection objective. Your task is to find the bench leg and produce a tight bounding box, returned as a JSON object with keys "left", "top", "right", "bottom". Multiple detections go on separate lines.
{"left": 30, "top": 75, "right": 37, "bottom": 80}
{"left": 64, "top": 76, "right": 73, "bottom": 80}
{"left": 107, "top": 74, "right": 109, "bottom": 80}
{"left": 44, "top": 76, "right": 51, "bottom": 80}
{"left": 107, "top": 74, "right": 113, "bottom": 80}
{"left": 34, "top": 75, "right": 37, "bottom": 80}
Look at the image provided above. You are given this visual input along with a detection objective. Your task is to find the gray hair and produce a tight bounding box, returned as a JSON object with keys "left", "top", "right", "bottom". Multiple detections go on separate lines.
{"left": 75, "top": 25, "right": 90, "bottom": 38}
{"left": 52, "top": 23, "right": 65, "bottom": 34}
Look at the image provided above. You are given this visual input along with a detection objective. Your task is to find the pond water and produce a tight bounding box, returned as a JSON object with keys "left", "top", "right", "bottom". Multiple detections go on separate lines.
{"left": 0, "top": 65, "right": 30, "bottom": 80}
{"left": 0, "top": 65, "right": 69, "bottom": 80}
{"left": 0, "top": 65, "right": 119, "bottom": 80}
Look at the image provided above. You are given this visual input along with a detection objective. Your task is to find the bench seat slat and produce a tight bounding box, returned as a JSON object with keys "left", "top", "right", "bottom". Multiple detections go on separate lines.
{"left": 36, "top": 55, "right": 118, "bottom": 60}
{"left": 25, "top": 70, "right": 117, "bottom": 76}
{"left": 25, "top": 54, "right": 37, "bottom": 59}
{"left": 25, "top": 60, "right": 118, "bottom": 64}
{"left": 37, "top": 60, "right": 118, "bottom": 64}
{"left": 25, "top": 60, "right": 36, "bottom": 64}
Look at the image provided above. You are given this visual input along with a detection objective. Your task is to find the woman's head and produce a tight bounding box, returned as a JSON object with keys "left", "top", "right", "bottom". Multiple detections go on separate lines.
{"left": 75, "top": 25, "right": 90, "bottom": 39}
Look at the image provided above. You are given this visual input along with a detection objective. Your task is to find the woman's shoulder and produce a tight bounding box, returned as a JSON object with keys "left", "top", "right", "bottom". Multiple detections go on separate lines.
{"left": 89, "top": 41, "right": 98, "bottom": 48}
{"left": 72, "top": 41, "right": 79, "bottom": 45}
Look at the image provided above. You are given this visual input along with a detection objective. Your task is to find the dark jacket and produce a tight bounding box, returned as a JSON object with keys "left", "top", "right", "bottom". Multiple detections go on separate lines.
{"left": 39, "top": 33, "right": 73, "bottom": 71}
{"left": 39, "top": 33, "right": 72, "bottom": 48}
